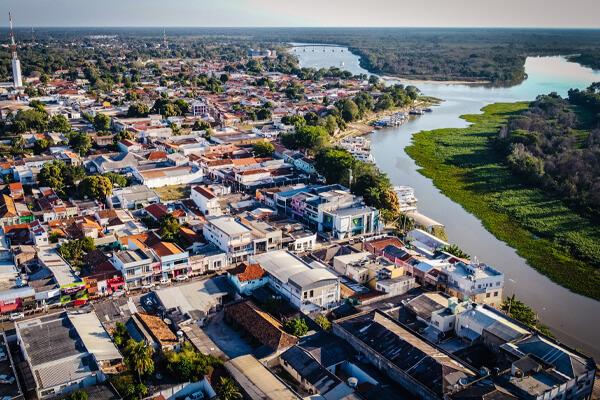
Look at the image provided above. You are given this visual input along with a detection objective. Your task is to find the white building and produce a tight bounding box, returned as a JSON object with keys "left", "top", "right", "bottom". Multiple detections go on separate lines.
{"left": 203, "top": 217, "right": 254, "bottom": 263}
{"left": 133, "top": 165, "right": 204, "bottom": 188}
{"left": 191, "top": 101, "right": 208, "bottom": 116}
{"left": 250, "top": 250, "right": 340, "bottom": 312}
{"left": 191, "top": 186, "right": 221, "bottom": 216}
{"left": 440, "top": 261, "right": 504, "bottom": 306}
{"left": 106, "top": 185, "right": 161, "bottom": 210}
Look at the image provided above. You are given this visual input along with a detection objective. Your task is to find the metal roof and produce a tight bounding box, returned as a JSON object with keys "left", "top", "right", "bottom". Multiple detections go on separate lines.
{"left": 69, "top": 313, "right": 122, "bottom": 362}
{"left": 225, "top": 355, "right": 302, "bottom": 400}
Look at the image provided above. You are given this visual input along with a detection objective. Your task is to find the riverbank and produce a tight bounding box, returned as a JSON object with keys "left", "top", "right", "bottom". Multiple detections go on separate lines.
{"left": 335, "top": 97, "right": 442, "bottom": 140}
{"left": 380, "top": 75, "right": 493, "bottom": 86}
{"left": 405, "top": 102, "right": 600, "bottom": 301}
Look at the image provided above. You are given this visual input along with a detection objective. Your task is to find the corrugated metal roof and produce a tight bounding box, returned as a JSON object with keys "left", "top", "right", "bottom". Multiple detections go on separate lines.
{"left": 69, "top": 313, "right": 122, "bottom": 362}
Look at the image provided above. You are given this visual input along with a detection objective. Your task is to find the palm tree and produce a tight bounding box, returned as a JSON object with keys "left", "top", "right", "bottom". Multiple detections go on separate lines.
{"left": 124, "top": 340, "right": 154, "bottom": 382}
{"left": 214, "top": 377, "right": 242, "bottom": 400}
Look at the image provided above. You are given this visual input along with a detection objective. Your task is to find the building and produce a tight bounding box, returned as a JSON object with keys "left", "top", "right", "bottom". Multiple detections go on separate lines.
{"left": 110, "top": 249, "right": 155, "bottom": 289}
{"left": 0, "top": 195, "right": 19, "bottom": 226}
{"left": 133, "top": 165, "right": 204, "bottom": 188}
{"left": 191, "top": 101, "right": 208, "bottom": 116}
{"left": 225, "top": 355, "right": 302, "bottom": 400}
{"left": 203, "top": 216, "right": 254, "bottom": 263}
{"left": 0, "top": 332, "right": 23, "bottom": 400}
{"left": 106, "top": 184, "right": 160, "bottom": 210}
{"left": 439, "top": 261, "right": 504, "bottom": 306}
{"left": 333, "top": 310, "right": 477, "bottom": 400}
{"left": 250, "top": 250, "right": 340, "bottom": 311}
{"left": 16, "top": 313, "right": 106, "bottom": 399}
{"left": 227, "top": 262, "right": 269, "bottom": 295}
{"left": 279, "top": 345, "right": 359, "bottom": 399}
{"left": 191, "top": 186, "right": 221, "bottom": 216}
{"left": 224, "top": 299, "right": 298, "bottom": 353}
{"left": 500, "top": 334, "right": 596, "bottom": 400}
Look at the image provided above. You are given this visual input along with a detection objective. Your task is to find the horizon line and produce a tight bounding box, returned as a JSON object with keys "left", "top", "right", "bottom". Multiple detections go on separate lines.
{"left": 5, "top": 25, "right": 600, "bottom": 30}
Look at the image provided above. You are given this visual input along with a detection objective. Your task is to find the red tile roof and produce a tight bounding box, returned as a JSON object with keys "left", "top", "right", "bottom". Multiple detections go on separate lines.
{"left": 224, "top": 300, "right": 298, "bottom": 351}
{"left": 145, "top": 203, "right": 168, "bottom": 220}
{"left": 192, "top": 186, "right": 216, "bottom": 200}
{"left": 228, "top": 262, "right": 268, "bottom": 283}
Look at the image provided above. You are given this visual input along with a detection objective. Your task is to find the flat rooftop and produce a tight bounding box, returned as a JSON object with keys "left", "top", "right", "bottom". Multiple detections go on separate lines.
{"left": 207, "top": 216, "right": 252, "bottom": 236}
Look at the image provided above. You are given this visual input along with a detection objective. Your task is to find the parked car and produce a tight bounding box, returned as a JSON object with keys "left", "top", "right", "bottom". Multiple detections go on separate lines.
{"left": 175, "top": 275, "right": 188, "bottom": 282}
{"left": 185, "top": 391, "right": 205, "bottom": 400}
{"left": 74, "top": 299, "right": 86, "bottom": 306}
{"left": 141, "top": 283, "right": 155, "bottom": 290}
{"left": 111, "top": 290, "right": 125, "bottom": 298}
{"left": 160, "top": 277, "right": 171, "bottom": 285}
{"left": 9, "top": 313, "right": 24, "bottom": 321}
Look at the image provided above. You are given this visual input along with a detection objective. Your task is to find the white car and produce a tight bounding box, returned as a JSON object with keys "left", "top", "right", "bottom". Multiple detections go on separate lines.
{"left": 141, "top": 283, "right": 155, "bottom": 290}
{"left": 160, "top": 277, "right": 171, "bottom": 285}
{"left": 175, "top": 275, "right": 188, "bottom": 282}
{"left": 111, "top": 290, "right": 125, "bottom": 298}
{"left": 9, "top": 313, "right": 24, "bottom": 321}
{"left": 185, "top": 391, "right": 205, "bottom": 400}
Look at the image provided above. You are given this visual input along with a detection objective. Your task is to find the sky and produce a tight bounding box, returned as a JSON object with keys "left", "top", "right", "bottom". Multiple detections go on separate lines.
{"left": 1, "top": 0, "right": 600, "bottom": 28}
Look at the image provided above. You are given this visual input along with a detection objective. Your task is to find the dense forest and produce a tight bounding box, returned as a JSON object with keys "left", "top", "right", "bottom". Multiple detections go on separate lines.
{"left": 497, "top": 84, "right": 600, "bottom": 212}
{"left": 2, "top": 27, "right": 600, "bottom": 84}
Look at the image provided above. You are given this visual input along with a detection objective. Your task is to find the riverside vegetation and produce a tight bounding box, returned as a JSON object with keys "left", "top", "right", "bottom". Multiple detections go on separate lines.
{"left": 406, "top": 86, "right": 600, "bottom": 301}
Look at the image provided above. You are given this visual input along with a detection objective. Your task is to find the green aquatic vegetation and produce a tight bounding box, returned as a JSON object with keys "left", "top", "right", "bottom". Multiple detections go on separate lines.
{"left": 406, "top": 102, "right": 600, "bottom": 300}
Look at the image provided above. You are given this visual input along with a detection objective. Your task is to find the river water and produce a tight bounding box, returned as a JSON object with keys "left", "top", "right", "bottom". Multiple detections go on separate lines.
{"left": 291, "top": 44, "right": 600, "bottom": 361}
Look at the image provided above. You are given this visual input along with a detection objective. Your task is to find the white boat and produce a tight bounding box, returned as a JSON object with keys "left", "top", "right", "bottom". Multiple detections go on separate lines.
{"left": 393, "top": 185, "right": 418, "bottom": 213}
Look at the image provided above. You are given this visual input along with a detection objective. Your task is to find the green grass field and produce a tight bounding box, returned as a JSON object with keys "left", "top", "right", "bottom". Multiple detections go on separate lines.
{"left": 406, "top": 102, "right": 600, "bottom": 301}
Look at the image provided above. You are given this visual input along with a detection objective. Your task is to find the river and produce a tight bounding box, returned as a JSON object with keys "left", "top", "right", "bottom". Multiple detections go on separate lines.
{"left": 291, "top": 43, "right": 600, "bottom": 361}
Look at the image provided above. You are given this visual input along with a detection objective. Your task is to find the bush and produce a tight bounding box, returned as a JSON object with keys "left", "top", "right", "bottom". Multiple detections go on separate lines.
{"left": 284, "top": 318, "right": 308, "bottom": 337}
{"left": 314, "top": 315, "right": 331, "bottom": 330}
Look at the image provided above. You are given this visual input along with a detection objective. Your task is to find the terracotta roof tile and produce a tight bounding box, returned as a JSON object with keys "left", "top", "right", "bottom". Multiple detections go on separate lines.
{"left": 228, "top": 262, "right": 268, "bottom": 283}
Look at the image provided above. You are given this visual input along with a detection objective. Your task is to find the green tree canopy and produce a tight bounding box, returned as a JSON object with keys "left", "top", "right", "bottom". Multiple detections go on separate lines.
{"left": 315, "top": 147, "right": 356, "bottom": 186}
{"left": 67, "top": 131, "right": 92, "bottom": 155}
{"left": 215, "top": 377, "right": 242, "bottom": 400}
{"left": 78, "top": 175, "right": 113, "bottom": 201}
{"left": 193, "top": 120, "right": 212, "bottom": 131}
{"left": 67, "top": 389, "right": 88, "bottom": 400}
{"left": 163, "top": 342, "right": 223, "bottom": 383}
{"left": 158, "top": 213, "right": 180, "bottom": 241}
{"left": 284, "top": 318, "right": 308, "bottom": 337}
{"left": 126, "top": 103, "right": 150, "bottom": 118}
{"left": 49, "top": 114, "right": 71, "bottom": 133}
{"left": 14, "top": 109, "right": 48, "bottom": 132}
{"left": 103, "top": 172, "right": 129, "bottom": 188}
{"left": 93, "top": 113, "right": 111, "bottom": 131}
{"left": 33, "top": 139, "right": 52, "bottom": 155}
{"left": 335, "top": 98, "right": 360, "bottom": 122}
{"left": 253, "top": 141, "right": 275, "bottom": 158}
{"left": 123, "top": 339, "right": 154, "bottom": 381}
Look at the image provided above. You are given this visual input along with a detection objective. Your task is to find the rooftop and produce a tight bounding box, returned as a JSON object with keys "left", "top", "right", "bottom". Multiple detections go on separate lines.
{"left": 207, "top": 216, "right": 252, "bottom": 236}
{"left": 335, "top": 310, "right": 476, "bottom": 397}
{"left": 69, "top": 312, "right": 122, "bottom": 363}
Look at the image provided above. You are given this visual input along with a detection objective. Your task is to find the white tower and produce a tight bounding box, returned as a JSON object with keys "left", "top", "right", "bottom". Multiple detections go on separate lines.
{"left": 9, "top": 12, "right": 23, "bottom": 88}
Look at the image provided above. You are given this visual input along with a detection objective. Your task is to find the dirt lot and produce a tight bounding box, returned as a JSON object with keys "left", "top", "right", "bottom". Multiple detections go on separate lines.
{"left": 155, "top": 184, "right": 192, "bottom": 201}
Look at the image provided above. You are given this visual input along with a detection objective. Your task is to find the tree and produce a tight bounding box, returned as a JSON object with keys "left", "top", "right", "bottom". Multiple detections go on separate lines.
{"left": 336, "top": 98, "right": 360, "bottom": 122}
{"left": 378, "top": 188, "right": 399, "bottom": 216}
{"left": 93, "top": 113, "right": 111, "bottom": 131}
{"left": 104, "top": 172, "right": 129, "bottom": 188}
{"left": 38, "top": 160, "right": 65, "bottom": 188}
{"left": 253, "top": 141, "right": 274, "bottom": 158}
{"left": 33, "top": 139, "right": 51, "bottom": 155}
{"left": 14, "top": 109, "right": 48, "bottom": 132}
{"left": 215, "top": 377, "right": 242, "bottom": 400}
{"left": 67, "top": 390, "right": 88, "bottom": 400}
{"left": 376, "top": 93, "right": 394, "bottom": 111}
{"left": 78, "top": 176, "right": 113, "bottom": 201}
{"left": 284, "top": 318, "right": 308, "bottom": 337}
{"left": 114, "top": 130, "right": 133, "bottom": 142}
{"left": 112, "top": 321, "right": 129, "bottom": 347}
{"left": 315, "top": 315, "right": 331, "bottom": 330}
{"left": 68, "top": 131, "right": 92, "bottom": 155}
{"left": 49, "top": 114, "right": 71, "bottom": 132}
{"left": 158, "top": 213, "right": 180, "bottom": 241}
{"left": 58, "top": 237, "right": 96, "bottom": 266}
{"left": 126, "top": 103, "right": 150, "bottom": 118}
{"left": 246, "top": 59, "right": 263, "bottom": 73}
{"left": 315, "top": 147, "right": 356, "bottom": 186}
{"left": 124, "top": 340, "right": 154, "bottom": 381}
{"left": 193, "top": 120, "right": 212, "bottom": 131}
{"left": 63, "top": 164, "right": 87, "bottom": 187}
{"left": 163, "top": 342, "right": 223, "bottom": 383}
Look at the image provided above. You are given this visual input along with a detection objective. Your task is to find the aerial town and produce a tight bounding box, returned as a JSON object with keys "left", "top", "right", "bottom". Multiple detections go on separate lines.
{"left": 0, "top": 11, "right": 596, "bottom": 400}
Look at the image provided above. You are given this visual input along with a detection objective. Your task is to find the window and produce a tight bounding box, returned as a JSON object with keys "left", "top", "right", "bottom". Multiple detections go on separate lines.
{"left": 494, "top": 291, "right": 498, "bottom": 297}
{"left": 486, "top": 292, "right": 491, "bottom": 298}
{"left": 304, "top": 292, "right": 307, "bottom": 299}
{"left": 433, "top": 320, "right": 439, "bottom": 327}
{"left": 449, "top": 322, "right": 453, "bottom": 327}
{"left": 496, "top": 281, "right": 501, "bottom": 286}
{"left": 310, "top": 290, "right": 314, "bottom": 298}
{"left": 478, "top": 284, "right": 482, "bottom": 289}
